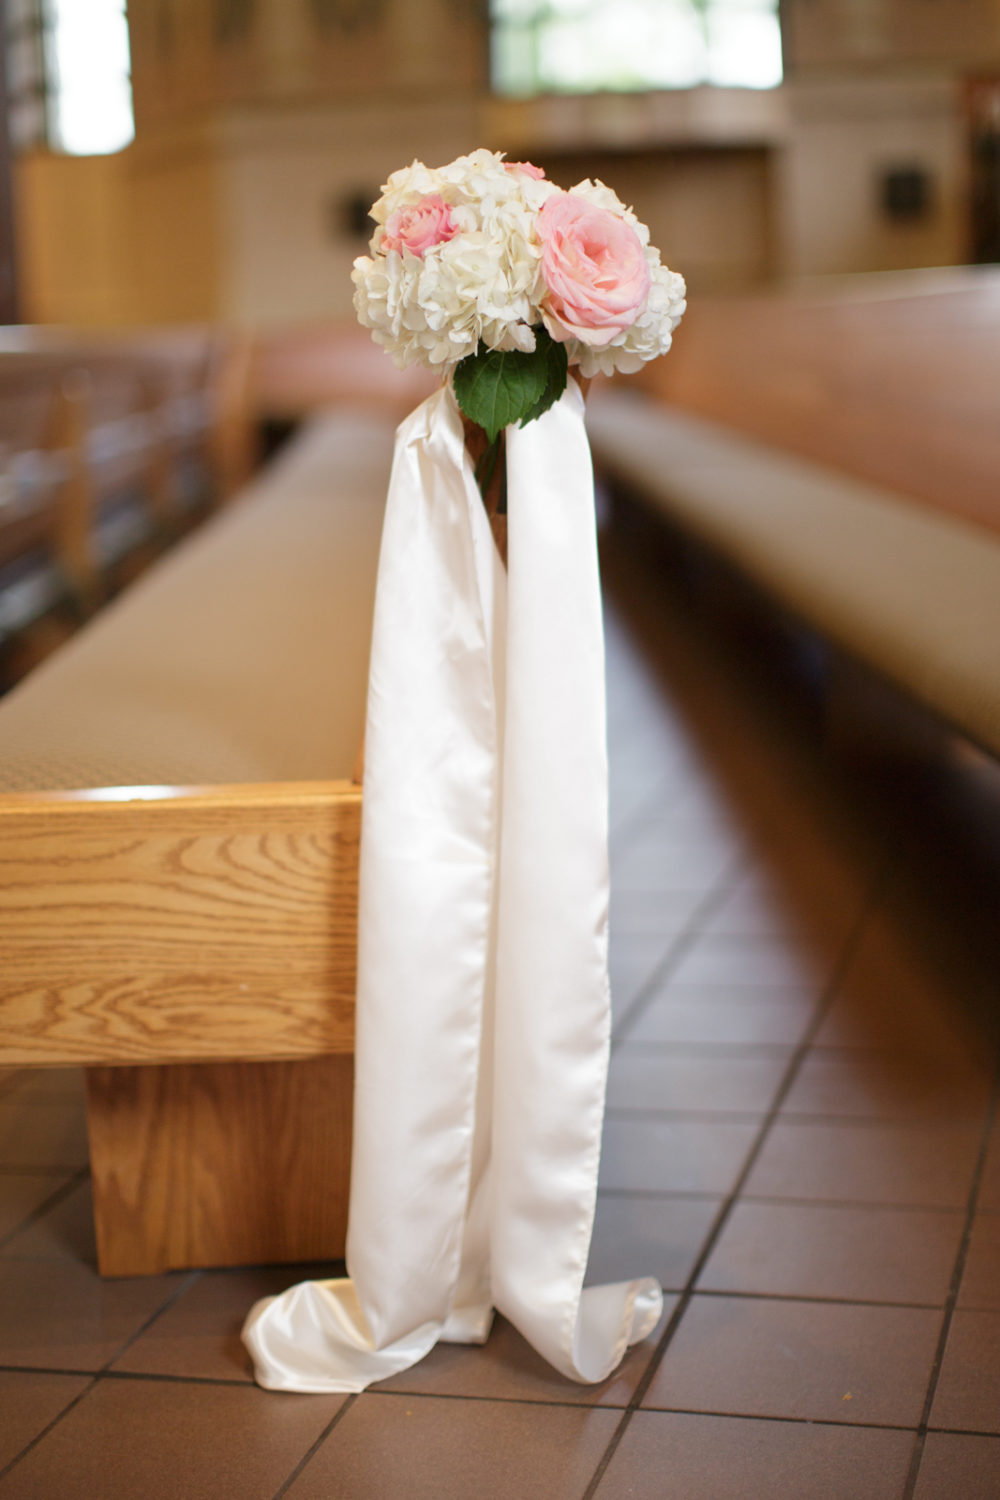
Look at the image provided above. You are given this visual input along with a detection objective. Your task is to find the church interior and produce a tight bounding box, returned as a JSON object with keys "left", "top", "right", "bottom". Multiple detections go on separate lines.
{"left": 1, "top": 1, "right": 1000, "bottom": 1495}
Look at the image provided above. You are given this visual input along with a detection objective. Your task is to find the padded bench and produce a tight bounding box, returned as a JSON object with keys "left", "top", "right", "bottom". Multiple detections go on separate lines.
{"left": 0, "top": 406, "right": 396, "bottom": 1275}
{"left": 586, "top": 387, "right": 1000, "bottom": 763}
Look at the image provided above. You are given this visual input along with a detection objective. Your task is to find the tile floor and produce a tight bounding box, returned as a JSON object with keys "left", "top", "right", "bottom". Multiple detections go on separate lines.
{"left": 1, "top": 514, "right": 999, "bottom": 1497}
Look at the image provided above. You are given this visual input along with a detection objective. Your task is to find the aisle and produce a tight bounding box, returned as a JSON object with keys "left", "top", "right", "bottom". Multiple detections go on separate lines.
{"left": 0, "top": 517, "right": 998, "bottom": 1498}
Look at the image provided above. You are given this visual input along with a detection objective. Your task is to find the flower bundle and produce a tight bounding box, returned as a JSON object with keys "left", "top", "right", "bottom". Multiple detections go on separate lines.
{"left": 352, "top": 149, "right": 685, "bottom": 445}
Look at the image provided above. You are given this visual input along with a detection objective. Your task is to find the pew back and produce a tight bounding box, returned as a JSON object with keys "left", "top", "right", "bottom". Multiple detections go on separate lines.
{"left": 637, "top": 267, "right": 1000, "bottom": 539}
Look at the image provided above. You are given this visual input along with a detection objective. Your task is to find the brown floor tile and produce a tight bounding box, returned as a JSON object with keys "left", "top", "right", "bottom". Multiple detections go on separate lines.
{"left": 643, "top": 1294, "right": 940, "bottom": 1427}
{"left": 285, "top": 1392, "right": 619, "bottom": 1500}
{"left": 976, "top": 1121, "right": 1000, "bottom": 1211}
{"left": 622, "top": 991, "right": 815, "bottom": 1048}
{"left": 698, "top": 1201, "right": 964, "bottom": 1305}
{"left": 608, "top": 937, "right": 674, "bottom": 1012}
{"left": 744, "top": 1120, "right": 982, "bottom": 1209}
{"left": 930, "top": 1309, "right": 1000, "bottom": 1434}
{"left": 813, "top": 916, "right": 988, "bottom": 1066}
{"left": 587, "top": 1193, "right": 721, "bottom": 1290}
{"left": 593, "top": 1411, "right": 914, "bottom": 1500}
{"left": 610, "top": 889, "right": 708, "bottom": 939}
{"left": 606, "top": 1047, "right": 790, "bottom": 1114}
{"left": 599, "top": 1116, "right": 760, "bottom": 1195}
{"left": 959, "top": 1215, "right": 1000, "bottom": 1311}
{"left": 913, "top": 1432, "right": 1000, "bottom": 1499}
{"left": 668, "top": 934, "right": 832, "bottom": 993}
{"left": 611, "top": 839, "right": 734, "bottom": 894}
{"left": 0, "top": 1174, "right": 74, "bottom": 1242}
{"left": 814, "top": 992, "right": 986, "bottom": 1066}
{"left": 0, "top": 1371, "right": 90, "bottom": 1472}
{"left": 110, "top": 1266, "right": 338, "bottom": 1383}
{"left": 782, "top": 1049, "right": 991, "bottom": 1122}
{"left": 0, "top": 1259, "right": 186, "bottom": 1370}
{"left": 701, "top": 880, "right": 858, "bottom": 944}
{"left": 0, "top": 1178, "right": 95, "bottom": 1264}
{"left": 0, "top": 1099, "right": 89, "bottom": 1171}
{"left": 373, "top": 1302, "right": 673, "bottom": 1407}
{"left": 0, "top": 1375, "right": 343, "bottom": 1499}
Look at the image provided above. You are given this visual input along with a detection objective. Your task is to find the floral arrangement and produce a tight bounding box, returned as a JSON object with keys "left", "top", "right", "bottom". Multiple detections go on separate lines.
{"left": 352, "top": 149, "right": 685, "bottom": 448}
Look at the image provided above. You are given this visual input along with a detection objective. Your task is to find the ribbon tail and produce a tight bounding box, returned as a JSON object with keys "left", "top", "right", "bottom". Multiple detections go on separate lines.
{"left": 490, "top": 377, "right": 663, "bottom": 1381}
{"left": 243, "top": 386, "right": 503, "bottom": 1392}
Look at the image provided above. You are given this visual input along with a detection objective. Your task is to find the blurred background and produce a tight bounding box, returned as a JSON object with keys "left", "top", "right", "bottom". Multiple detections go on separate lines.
{"left": 2, "top": 0, "right": 999, "bottom": 329}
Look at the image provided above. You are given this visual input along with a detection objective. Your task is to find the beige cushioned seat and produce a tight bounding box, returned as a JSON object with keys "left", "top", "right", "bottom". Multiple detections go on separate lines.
{"left": 587, "top": 388, "right": 1000, "bottom": 759}
{"left": 0, "top": 408, "right": 396, "bottom": 792}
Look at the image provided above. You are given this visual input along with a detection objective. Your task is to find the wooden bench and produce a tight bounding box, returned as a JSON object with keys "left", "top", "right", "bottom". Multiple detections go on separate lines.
{"left": 0, "top": 328, "right": 247, "bottom": 681}
{"left": 586, "top": 268, "right": 1000, "bottom": 764}
{"left": 0, "top": 400, "right": 399, "bottom": 1276}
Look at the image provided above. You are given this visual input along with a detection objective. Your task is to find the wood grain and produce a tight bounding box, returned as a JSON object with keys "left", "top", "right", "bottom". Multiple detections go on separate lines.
{"left": 638, "top": 271, "right": 1000, "bottom": 540}
{"left": 86, "top": 1055, "right": 353, "bottom": 1275}
{"left": 0, "top": 782, "right": 360, "bottom": 1066}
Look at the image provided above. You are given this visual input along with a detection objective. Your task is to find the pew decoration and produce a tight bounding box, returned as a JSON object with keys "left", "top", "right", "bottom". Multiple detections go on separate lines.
{"left": 243, "top": 153, "right": 684, "bottom": 1394}
{"left": 352, "top": 149, "right": 686, "bottom": 510}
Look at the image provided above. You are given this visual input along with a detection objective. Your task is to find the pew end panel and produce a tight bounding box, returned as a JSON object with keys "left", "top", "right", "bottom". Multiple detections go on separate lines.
{"left": 0, "top": 780, "right": 360, "bottom": 1276}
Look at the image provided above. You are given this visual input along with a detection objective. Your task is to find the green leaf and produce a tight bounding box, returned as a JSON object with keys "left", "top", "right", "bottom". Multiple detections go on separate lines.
{"left": 452, "top": 333, "right": 567, "bottom": 444}
{"left": 518, "top": 330, "right": 568, "bottom": 430}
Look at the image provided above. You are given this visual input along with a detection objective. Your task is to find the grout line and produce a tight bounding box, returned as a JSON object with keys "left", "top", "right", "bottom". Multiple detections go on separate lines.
{"left": 582, "top": 855, "right": 887, "bottom": 1499}
{"left": 271, "top": 1394, "right": 358, "bottom": 1500}
{"left": 0, "top": 1363, "right": 252, "bottom": 1387}
{"left": 597, "top": 1186, "right": 971, "bottom": 1218}
{"left": 0, "top": 1373, "right": 99, "bottom": 1484}
{"left": 2, "top": 1358, "right": 998, "bottom": 1441}
{"left": 98, "top": 1270, "right": 203, "bottom": 1375}
{"left": 610, "top": 1040, "right": 799, "bottom": 1057}
{"left": 901, "top": 1052, "right": 1000, "bottom": 1500}
{"left": 100, "top": 1368, "right": 252, "bottom": 1387}
{"left": 606, "top": 1103, "right": 991, "bottom": 1127}
{"left": 0, "top": 1268, "right": 207, "bottom": 1482}
{"left": 610, "top": 847, "right": 754, "bottom": 1053}
{"left": 608, "top": 775, "right": 688, "bottom": 853}
{"left": 628, "top": 1406, "right": 922, "bottom": 1434}
{"left": 604, "top": 1107, "right": 768, "bottom": 1124}
{"left": 0, "top": 1167, "right": 89, "bottom": 1253}
{"left": 671, "top": 1289, "right": 950, "bottom": 1312}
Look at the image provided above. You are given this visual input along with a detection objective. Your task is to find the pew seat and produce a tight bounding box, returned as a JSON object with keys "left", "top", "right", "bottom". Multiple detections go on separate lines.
{"left": 0, "top": 406, "right": 396, "bottom": 1275}
{"left": 586, "top": 387, "right": 1000, "bottom": 761}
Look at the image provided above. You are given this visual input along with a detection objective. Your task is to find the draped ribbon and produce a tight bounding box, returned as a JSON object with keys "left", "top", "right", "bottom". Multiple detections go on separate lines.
{"left": 242, "top": 378, "right": 662, "bottom": 1392}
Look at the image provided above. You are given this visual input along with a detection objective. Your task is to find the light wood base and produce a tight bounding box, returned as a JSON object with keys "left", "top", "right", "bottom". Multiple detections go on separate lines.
{"left": 85, "top": 1056, "right": 353, "bottom": 1277}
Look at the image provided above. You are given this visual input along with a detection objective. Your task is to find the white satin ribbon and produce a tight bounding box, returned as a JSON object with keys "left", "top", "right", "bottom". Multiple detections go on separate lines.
{"left": 242, "top": 378, "right": 662, "bottom": 1392}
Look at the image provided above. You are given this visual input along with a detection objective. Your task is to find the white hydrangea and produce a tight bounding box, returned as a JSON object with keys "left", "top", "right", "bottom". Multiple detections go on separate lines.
{"left": 353, "top": 150, "right": 558, "bottom": 371}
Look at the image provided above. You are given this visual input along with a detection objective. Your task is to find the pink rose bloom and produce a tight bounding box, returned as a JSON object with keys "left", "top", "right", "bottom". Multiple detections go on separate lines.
{"left": 382, "top": 194, "right": 458, "bottom": 257}
{"left": 505, "top": 160, "right": 546, "bottom": 180}
{"left": 537, "top": 193, "right": 651, "bottom": 346}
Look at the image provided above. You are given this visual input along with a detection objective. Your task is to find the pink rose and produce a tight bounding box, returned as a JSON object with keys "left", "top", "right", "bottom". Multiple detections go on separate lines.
{"left": 382, "top": 194, "right": 458, "bottom": 257}
{"left": 505, "top": 160, "right": 546, "bottom": 180}
{"left": 537, "top": 193, "right": 651, "bottom": 346}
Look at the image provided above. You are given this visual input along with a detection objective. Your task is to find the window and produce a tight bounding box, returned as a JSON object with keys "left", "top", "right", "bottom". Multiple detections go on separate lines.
{"left": 491, "top": 0, "right": 783, "bottom": 96}
{"left": 5, "top": 0, "right": 134, "bottom": 156}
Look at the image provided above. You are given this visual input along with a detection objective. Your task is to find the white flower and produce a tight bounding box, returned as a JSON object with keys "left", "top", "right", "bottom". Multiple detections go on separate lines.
{"left": 351, "top": 150, "right": 684, "bottom": 377}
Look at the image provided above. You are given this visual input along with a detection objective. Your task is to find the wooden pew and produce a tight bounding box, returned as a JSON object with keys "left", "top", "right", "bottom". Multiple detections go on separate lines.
{"left": 586, "top": 267, "right": 1000, "bottom": 764}
{"left": 632, "top": 267, "right": 1000, "bottom": 541}
{"left": 0, "top": 328, "right": 248, "bottom": 680}
{"left": 0, "top": 395, "right": 397, "bottom": 1276}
